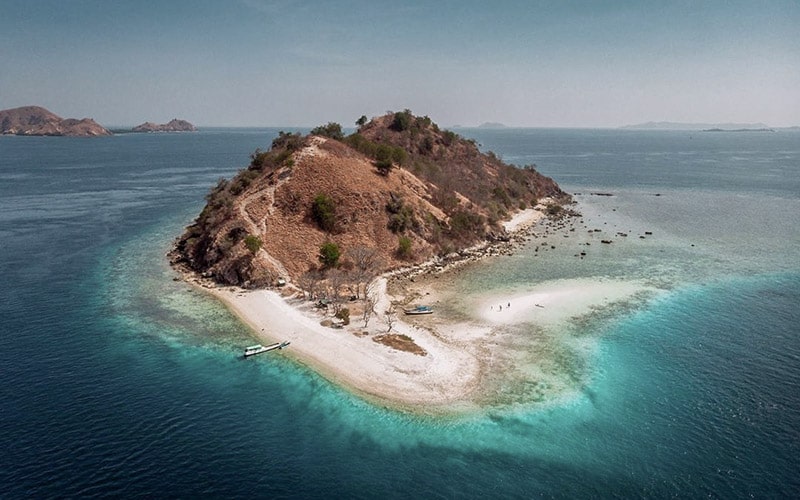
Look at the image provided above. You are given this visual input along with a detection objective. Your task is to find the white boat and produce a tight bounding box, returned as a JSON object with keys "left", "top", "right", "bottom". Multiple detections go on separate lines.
{"left": 243, "top": 341, "right": 290, "bottom": 357}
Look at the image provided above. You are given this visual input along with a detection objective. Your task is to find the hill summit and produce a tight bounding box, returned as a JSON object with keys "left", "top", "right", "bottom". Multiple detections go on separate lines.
{"left": 172, "top": 110, "right": 569, "bottom": 287}
{"left": 0, "top": 106, "right": 111, "bottom": 136}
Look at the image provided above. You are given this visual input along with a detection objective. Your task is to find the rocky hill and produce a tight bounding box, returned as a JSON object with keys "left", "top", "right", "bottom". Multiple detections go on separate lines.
{"left": 0, "top": 106, "right": 111, "bottom": 136}
{"left": 132, "top": 119, "right": 196, "bottom": 132}
{"left": 171, "top": 111, "right": 568, "bottom": 287}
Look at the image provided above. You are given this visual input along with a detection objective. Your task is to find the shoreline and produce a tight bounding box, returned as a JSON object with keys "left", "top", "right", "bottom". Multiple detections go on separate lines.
{"left": 174, "top": 202, "right": 652, "bottom": 413}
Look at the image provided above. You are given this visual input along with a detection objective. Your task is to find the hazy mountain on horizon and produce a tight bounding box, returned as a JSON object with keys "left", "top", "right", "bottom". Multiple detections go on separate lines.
{"left": 620, "top": 121, "right": 770, "bottom": 130}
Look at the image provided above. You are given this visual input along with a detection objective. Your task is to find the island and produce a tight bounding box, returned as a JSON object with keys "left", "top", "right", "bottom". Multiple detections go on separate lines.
{"left": 171, "top": 110, "right": 581, "bottom": 411}
{"left": 132, "top": 119, "right": 197, "bottom": 133}
{"left": 0, "top": 105, "right": 112, "bottom": 137}
{"left": 477, "top": 122, "right": 508, "bottom": 129}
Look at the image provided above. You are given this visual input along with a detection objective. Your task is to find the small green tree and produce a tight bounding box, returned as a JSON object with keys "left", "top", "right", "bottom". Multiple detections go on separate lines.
{"left": 390, "top": 109, "right": 413, "bottom": 132}
{"left": 310, "top": 122, "right": 344, "bottom": 141}
{"left": 244, "top": 234, "right": 262, "bottom": 254}
{"left": 319, "top": 242, "right": 341, "bottom": 269}
{"left": 356, "top": 115, "right": 368, "bottom": 127}
{"left": 390, "top": 146, "right": 407, "bottom": 166}
{"left": 397, "top": 236, "right": 412, "bottom": 259}
{"left": 375, "top": 145, "right": 393, "bottom": 175}
{"left": 311, "top": 194, "right": 337, "bottom": 232}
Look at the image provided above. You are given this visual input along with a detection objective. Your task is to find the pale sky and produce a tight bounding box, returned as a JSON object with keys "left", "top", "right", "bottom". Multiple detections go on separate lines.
{"left": 1, "top": 0, "right": 798, "bottom": 127}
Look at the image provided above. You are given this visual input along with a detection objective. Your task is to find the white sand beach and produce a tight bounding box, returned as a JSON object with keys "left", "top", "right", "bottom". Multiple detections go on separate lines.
{"left": 188, "top": 203, "right": 653, "bottom": 411}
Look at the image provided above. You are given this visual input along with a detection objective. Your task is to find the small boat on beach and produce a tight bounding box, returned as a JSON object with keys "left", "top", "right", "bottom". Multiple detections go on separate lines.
{"left": 404, "top": 305, "right": 433, "bottom": 315}
{"left": 243, "top": 341, "right": 290, "bottom": 357}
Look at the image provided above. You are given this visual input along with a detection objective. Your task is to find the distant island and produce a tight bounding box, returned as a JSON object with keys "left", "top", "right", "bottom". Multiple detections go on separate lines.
{"left": 621, "top": 121, "right": 771, "bottom": 131}
{"left": 0, "top": 106, "right": 111, "bottom": 137}
{"left": 477, "top": 122, "right": 508, "bottom": 129}
{"left": 703, "top": 128, "right": 775, "bottom": 133}
{"left": 132, "top": 119, "right": 196, "bottom": 133}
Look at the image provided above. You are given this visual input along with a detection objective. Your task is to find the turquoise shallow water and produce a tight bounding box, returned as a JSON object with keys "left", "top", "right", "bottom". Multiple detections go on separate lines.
{"left": 1, "top": 129, "right": 798, "bottom": 497}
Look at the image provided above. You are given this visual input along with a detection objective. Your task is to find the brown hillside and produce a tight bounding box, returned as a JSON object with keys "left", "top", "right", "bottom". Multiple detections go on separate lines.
{"left": 172, "top": 112, "right": 569, "bottom": 288}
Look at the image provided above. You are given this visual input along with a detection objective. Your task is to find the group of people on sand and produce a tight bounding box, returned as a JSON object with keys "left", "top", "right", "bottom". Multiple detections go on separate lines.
{"left": 490, "top": 301, "right": 545, "bottom": 311}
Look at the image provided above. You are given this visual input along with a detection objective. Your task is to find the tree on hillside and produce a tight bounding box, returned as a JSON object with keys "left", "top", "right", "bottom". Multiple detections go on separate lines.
{"left": 390, "top": 109, "right": 413, "bottom": 132}
{"left": 319, "top": 241, "right": 341, "bottom": 269}
{"left": 311, "top": 194, "right": 337, "bottom": 232}
{"left": 375, "top": 145, "right": 394, "bottom": 175}
{"left": 310, "top": 122, "right": 344, "bottom": 141}
{"left": 356, "top": 115, "right": 368, "bottom": 127}
{"left": 244, "top": 234, "right": 262, "bottom": 254}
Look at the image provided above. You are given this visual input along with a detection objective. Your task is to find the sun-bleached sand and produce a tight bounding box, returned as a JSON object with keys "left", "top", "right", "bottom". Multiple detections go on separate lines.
{"left": 473, "top": 279, "right": 651, "bottom": 327}
{"left": 210, "top": 280, "right": 482, "bottom": 411}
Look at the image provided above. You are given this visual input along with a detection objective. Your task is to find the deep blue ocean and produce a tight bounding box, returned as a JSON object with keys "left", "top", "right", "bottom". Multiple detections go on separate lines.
{"left": 1, "top": 128, "right": 798, "bottom": 498}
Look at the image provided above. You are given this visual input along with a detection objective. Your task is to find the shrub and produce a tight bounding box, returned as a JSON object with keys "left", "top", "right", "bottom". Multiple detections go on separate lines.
{"left": 442, "top": 130, "right": 457, "bottom": 146}
{"left": 271, "top": 131, "right": 304, "bottom": 151}
{"left": 390, "top": 110, "right": 413, "bottom": 132}
{"left": 390, "top": 146, "right": 407, "bottom": 166}
{"left": 244, "top": 235, "right": 262, "bottom": 254}
{"left": 419, "top": 136, "right": 434, "bottom": 154}
{"left": 356, "top": 115, "right": 368, "bottom": 127}
{"left": 492, "top": 186, "right": 512, "bottom": 208}
{"left": 249, "top": 148, "right": 271, "bottom": 170}
{"left": 375, "top": 145, "right": 393, "bottom": 175}
{"left": 386, "top": 195, "right": 416, "bottom": 233}
{"left": 319, "top": 242, "right": 341, "bottom": 268}
{"left": 311, "top": 194, "right": 337, "bottom": 232}
{"left": 310, "top": 122, "right": 344, "bottom": 140}
{"left": 335, "top": 307, "right": 350, "bottom": 325}
{"left": 449, "top": 210, "right": 485, "bottom": 236}
{"left": 397, "top": 236, "right": 412, "bottom": 259}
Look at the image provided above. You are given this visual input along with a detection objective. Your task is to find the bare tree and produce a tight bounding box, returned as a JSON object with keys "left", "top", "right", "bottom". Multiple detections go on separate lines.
{"left": 347, "top": 245, "right": 382, "bottom": 299}
{"left": 385, "top": 304, "right": 397, "bottom": 332}
{"left": 297, "top": 267, "right": 324, "bottom": 300}
{"left": 326, "top": 269, "right": 348, "bottom": 315}
{"left": 362, "top": 289, "right": 377, "bottom": 328}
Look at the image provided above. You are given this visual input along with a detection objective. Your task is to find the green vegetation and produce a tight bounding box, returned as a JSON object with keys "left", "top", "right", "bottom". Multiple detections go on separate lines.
{"left": 356, "top": 115, "right": 368, "bottom": 127}
{"left": 244, "top": 234, "right": 262, "bottom": 254}
{"left": 344, "top": 133, "right": 407, "bottom": 174}
{"left": 311, "top": 194, "right": 337, "bottom": 232}
{"left": 335, "top": 307, "right": 350, "bottom": 325}
{"left": 271, "top": 131, "right": 304, "bottom": 151}
{"left": 319, "top": 242, "right": 341, "bottom": 269}
{"left": 397, "top": 236, "right": 412, "bottom": 259}
{"left": 310, "top": 122, "right": 344, "bottom": 140}
{"left": 449, "top": 210, "right": 486, "bottom": 238}
{"left": 390, "top": 110, "right": 413, "bottom": 132}
{"left": 249, "top": 132, "right": 303, "bottom": 171}
{"left": 375, "top": 145, "right": 394, "bottom": 175}
{"left": 386, "top": 194, "right": 416, "bottom": 233}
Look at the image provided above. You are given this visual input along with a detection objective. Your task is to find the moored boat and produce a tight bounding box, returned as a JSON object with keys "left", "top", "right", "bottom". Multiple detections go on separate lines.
{"left": 404, "top": 305, "right": 433, "bottom": 315}
{"left": 243, "top": 341, "right": 290, "bottom": 357}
